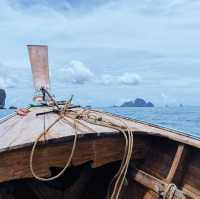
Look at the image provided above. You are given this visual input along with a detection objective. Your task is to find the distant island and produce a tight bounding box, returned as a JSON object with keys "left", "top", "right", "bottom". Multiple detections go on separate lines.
{"left": 85, "top": 105, "right": 92, "bottom": 109}
{"left": 0, "top": 89, "right": 6, "bottom": 109}
{"left": 120, "top": 98, "right": 154, "bottom": 107}
{"left": 9, "top": 106, "right": 17, "bottom": 110}
{"left": 0, "top": 89, "right": 18, "bottom": 109}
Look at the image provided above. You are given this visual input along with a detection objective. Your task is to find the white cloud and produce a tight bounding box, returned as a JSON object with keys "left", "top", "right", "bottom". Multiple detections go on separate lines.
{"left": 60, "top": 60, "right": 141, "bottom": 86}
{"left": 118, "top": 73, "right": 141, "bottom": 85}
{"left": 62, "top": 60, "right": 94, "bottom": 84}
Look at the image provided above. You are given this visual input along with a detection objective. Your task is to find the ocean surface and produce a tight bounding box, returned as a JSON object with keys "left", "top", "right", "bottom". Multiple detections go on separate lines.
{"left": 100, "top": 106, "right": 200, "bottom": 138}
{"left": 0, "top": 106, "right": 200, "bottom": 138}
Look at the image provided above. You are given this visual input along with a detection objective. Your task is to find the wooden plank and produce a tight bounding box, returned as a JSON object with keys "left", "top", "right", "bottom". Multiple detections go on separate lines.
{"left": 0, "top": 107, "right": 118, "bottom": 153}
{"left": 130, "top": 169, "right": 164, "bottom": 193}
{"left": 182, "top": 185, "right": 200, "bottom": 199}
{"left": 181, "top": 148, "right": 200, "bottom": 198}
{"left": 165, "top": 144, "right": 185, "bottom": 183}
{"left": 0, "top": 136, "right": 147, "bottom": 183}
{"left": 0, "top": 107, "right": 120, "bottom": 154}
{"left": 129, "top": 168, "right": 188, "bottom": 199}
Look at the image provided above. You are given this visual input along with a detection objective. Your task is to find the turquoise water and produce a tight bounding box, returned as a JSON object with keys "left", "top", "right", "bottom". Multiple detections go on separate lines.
{"left": 1, "top": 106, "right": 200, "bottom": 138}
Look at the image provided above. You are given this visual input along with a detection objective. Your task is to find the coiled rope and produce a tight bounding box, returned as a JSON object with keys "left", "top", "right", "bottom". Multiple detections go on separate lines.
{"left": 75, "top": 109, "right": 134, "bottom": 199}
{"left": 30, "top": 100, "right": 134, "bottom": 198}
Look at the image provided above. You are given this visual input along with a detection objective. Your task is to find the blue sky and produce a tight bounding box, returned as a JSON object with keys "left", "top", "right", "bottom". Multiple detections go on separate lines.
{"left": 0, "top": 0, "right": 200, "bottom": 107}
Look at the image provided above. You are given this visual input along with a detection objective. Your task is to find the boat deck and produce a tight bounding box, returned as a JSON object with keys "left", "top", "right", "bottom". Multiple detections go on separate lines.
{"left": 0, "top": 106, "right": 200, "bottom": 154}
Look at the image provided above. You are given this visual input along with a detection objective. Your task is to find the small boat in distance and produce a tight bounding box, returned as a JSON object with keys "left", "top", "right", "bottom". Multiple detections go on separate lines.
{"left": 0, "top": 45, "right": 199, "bottom": 199}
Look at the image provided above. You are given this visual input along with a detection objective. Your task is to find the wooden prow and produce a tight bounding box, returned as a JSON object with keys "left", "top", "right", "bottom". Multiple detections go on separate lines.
{"left": 27, "top": 45, "right": 50, "bottom": 102}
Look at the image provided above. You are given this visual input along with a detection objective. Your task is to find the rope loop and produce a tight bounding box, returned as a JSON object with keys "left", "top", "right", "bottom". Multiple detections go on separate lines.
{"left": 30, "top": 102, "right": 134, "bottom": 199}
{"left": 30, "top": 115, "right": 78, "bottom": 181}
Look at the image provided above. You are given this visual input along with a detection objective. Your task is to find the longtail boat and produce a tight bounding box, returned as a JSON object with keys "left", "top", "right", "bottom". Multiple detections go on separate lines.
{"left": 0, "top": 45, "right": 199, "bottom": 199}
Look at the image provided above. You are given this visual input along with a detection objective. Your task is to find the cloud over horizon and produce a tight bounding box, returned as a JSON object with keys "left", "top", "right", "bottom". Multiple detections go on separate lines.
{"left": 60, "top": 60, "right": 141, "bottom": 86}
{"left": 62, "top": 60, "right": 94, "bottom": 84}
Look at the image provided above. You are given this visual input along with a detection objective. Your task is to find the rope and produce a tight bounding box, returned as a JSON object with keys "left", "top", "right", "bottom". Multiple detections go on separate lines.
{"left": 110, "top": 119, "right": 133, "bottom": 199}
{"left": 30, "top": 102, "right": 134, "bottom": 199}
{"left": 163, "top": 183, "right": 185, "bottom": 199}
{"left": 163, "top": 183, "right": 176, "bottom": 199}
{"left": 74, "top": 109, "right": 134, "bottom": 199}
{"left": 30, "top": 114, "right": 78, "bottom": 181}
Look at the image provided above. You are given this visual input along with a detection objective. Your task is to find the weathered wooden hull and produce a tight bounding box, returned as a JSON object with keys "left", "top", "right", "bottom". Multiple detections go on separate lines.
{"left": 0, "top": 107, "right": 199, "bottom": 198}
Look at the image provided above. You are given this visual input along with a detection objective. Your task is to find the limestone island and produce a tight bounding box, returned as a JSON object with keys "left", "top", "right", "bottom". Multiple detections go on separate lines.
{"left": 9, "top": 106, "right": 17, "bottom": 110}
{"left": 0, "top": 89, "right": 6, "bottom": 109}
{"left": 120, "top": 98, "right": 154, "bottom": 107}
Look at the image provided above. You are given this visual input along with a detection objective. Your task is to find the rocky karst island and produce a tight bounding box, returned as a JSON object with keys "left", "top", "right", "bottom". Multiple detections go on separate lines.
{"left": 0, "top": 89, "right": 6, "bottom": 109}
{"left": 120, "top": 98, "right": 154, "bottom": 107}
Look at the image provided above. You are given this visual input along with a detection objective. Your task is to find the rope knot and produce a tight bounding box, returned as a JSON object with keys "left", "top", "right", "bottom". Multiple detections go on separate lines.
{"left": 163, "top": 183, "right": 179, "bottom": 199}
{"left": 75, "top": 115, "right": 82, "bottom": 119}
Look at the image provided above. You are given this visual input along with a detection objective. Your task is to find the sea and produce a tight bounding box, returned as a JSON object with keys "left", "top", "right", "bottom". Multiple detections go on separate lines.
{"left": 100, "top": 106, "right": 200, "bottom": 138}
{"left": 1, "top": 106, "right": 200, "bottom": 138}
